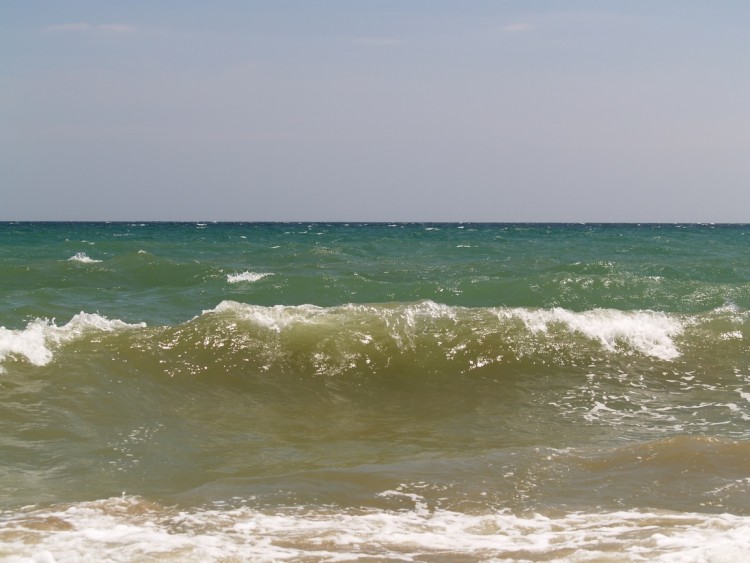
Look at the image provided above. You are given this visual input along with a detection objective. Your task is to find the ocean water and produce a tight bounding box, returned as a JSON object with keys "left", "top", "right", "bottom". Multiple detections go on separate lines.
{"left": 0, "top": 222, "right": 749, "bottom": 561}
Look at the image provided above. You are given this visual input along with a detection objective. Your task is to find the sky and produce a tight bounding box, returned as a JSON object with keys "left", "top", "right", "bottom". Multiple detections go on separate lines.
{"left": 2, "top": 1, "right": 749, "bottom": 221}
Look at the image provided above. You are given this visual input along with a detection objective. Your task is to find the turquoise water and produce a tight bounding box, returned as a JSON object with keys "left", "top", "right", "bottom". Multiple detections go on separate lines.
{"left": 1, "top": 223, "right": 749, "bottom": 561}
{"left": 3, "top": 222, "right": 749, "bottom": 321}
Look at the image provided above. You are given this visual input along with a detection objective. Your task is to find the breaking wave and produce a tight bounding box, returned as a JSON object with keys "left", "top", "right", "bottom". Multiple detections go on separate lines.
{"left": 2, "top": 496, "right": 749, "bottom": 562}
{"left": 226, "top": 271, "right": 273, "bottom": 283}
{"left": 1, "top": 300, "right": 745, "bottom": 376}
{"left": 0, "top": 313, "right": 145, "bottom": 370}
{"left": 67, "top": 252, "right": 102, "bottom": 263}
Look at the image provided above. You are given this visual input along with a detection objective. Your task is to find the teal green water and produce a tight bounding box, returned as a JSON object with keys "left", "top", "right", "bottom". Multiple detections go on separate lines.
{"left": 3, "top": 222, "right": 749, "bottom": 324}
{"left": 1, "top": 223, "right": 749, "bottom": 561}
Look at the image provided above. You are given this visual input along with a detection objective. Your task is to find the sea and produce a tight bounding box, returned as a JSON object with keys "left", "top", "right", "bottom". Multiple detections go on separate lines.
{"left": 0, "top": 222, "right": 749, "bottom": 562}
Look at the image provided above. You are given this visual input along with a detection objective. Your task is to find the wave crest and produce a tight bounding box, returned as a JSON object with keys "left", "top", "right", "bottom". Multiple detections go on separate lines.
{"left": 4, "top": 302, "right": 742, "bottom": 373}
{"left": 502, "top": 307, "right": 684, "bottom": 360}
{"left": 227, "top": 271, "right": 273, "bottom": 284}
{"left": 67, "top": 252, "right": 102, "bottom": 263}
{"left": 0, "top": 313, "right": 145, "bottom": 370}
{"left": 206, "top": 300, "right": 685, "bottom": 360}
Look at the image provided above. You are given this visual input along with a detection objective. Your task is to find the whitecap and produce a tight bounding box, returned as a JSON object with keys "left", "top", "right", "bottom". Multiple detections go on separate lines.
{"left": 206, "top": 301, "right": 323, "bottom": 332}
{"left": 68, "top": 252, "right": 102, "bottom": 263}
{"left": 500, "top": 307, "right": 684, "bottom": 360}
{"left": 0, "top": 313, "right": 145, "bottom": 369}
{"left": 226, "top": 272, "right": 273, "bottom": 284}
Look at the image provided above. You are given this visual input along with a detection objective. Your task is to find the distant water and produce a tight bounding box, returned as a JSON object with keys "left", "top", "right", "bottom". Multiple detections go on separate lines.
{"left": 1, "top": 222, "right": 749, "bottom": 561}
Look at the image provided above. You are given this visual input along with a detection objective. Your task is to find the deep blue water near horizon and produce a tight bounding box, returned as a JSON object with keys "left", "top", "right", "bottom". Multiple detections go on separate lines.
{"left": 1, "top": 222, "right": 749, "bottom": 561}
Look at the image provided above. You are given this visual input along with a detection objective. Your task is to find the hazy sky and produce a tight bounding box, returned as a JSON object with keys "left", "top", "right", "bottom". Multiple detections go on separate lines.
{"left": 2, "top": 1, "right": 749, "bottom": 221}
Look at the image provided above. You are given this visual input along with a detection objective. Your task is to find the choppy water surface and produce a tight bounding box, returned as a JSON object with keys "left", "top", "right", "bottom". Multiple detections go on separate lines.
{"left": 1, "top": 222, "right": 749, "bottom": 561}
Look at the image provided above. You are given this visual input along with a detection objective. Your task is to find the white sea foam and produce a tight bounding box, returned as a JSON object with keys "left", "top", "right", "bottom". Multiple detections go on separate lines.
{"left": 67, "top": 252, "right": 102, "bottom": 263}
{"left": 502, "top": 307, "right": 684, "bottom": 360}
{"left": 2, "top": 496, "right": 750, "bottom": 562}
{"left": 208, "top": 301, "right": 325, "bottom": 332}
{"left": 721, "top": 331, "right": 743, "bottom": 340}
{"left": 402, "top": 300, "right": 458, "bottom": 325}
{"left": 226, "top": 271, "right": 273, "bottom": 283}
{"left": 0, "top": 319, "right": 55, "bottom": 367}
{"left": 0, "top": 313, "right": 145, "bottom": 370}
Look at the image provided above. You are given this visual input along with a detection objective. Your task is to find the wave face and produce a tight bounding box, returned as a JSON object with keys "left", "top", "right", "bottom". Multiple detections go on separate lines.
{"left": 1, "top": 222, "right": 750, "bottom": 560}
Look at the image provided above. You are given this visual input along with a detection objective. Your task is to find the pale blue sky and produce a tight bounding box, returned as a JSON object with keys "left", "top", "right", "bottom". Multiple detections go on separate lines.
{"left": 2, "top": 1, "right": 749, "bottom": 221}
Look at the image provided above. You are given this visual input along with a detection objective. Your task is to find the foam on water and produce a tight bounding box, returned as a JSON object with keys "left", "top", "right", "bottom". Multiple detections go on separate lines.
{"left": 208, "top": 300, "right": 327, "bottom": 332}
{"left": 503, "top": 307, "right": 684, "bottom": 360}
{"left": 226, "top": 271, "right": 273, "bottom": 283}
{"left": 2, "top": 496, "right": 750, "bottom": 562}
{"left": 67, "top": 252, "right": 102, "bottom": 263}
{"left": 0, "top": 313, "right": 145, "bottom": 370}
